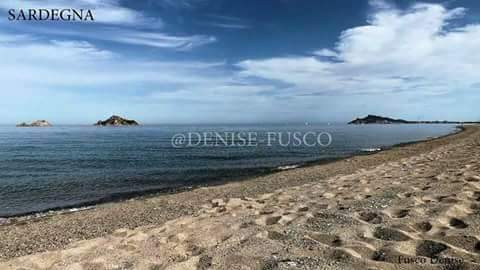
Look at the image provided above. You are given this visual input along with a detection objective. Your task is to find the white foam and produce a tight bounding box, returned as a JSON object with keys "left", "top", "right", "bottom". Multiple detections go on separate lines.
{"left": 67, "top": 206, "right": 95, "bottom": 213}
{"left": 360, "top": 148, "right": 382, "bottom": 153}
{"left": 277, "top": 164, "right": 300, "bottom": 171}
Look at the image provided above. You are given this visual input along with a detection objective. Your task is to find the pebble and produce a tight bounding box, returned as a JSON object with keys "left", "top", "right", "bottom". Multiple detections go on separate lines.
{"left": 323, "top": 192, "right": 336, "bottom": 199}
{"left": 256, "top": 215, "right": 282, "bottom": 226}
{"left": 297, "top": 205, "right": 309, "bottom": 212}
{"left": 226, "top": 198, "right": 244, "bottom": 208}
{"left": 256, "top": 208, "right": 275, "bottom": 215}
{"left": 211, "top": 199, "right": 226, "bottom": 207}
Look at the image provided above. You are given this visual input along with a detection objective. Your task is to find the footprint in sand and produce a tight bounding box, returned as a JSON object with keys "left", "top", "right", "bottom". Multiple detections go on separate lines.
{"left": 372, "top": 227, "right": 411, "bottom": 241}
{"left": 449, "top": 218, "right": 468, "bottom": 229}
{"left": 308, "top": 233, "right": 343, "bottom": 247}
{"left": 413, "top": 221, "right": 433, "bottom": 232}
{"left": 475, "top": 242, "right": 480, "bottom": 253}
{"left": 415, "top": 240, "right": 448, "bottom": 258}
{"left": 266, "top": 230, "right": 287, "bottom": 241}
{"left": 442, "top": 235, "right": 479, "bottom": 253}
{"left": 358, "top": 211, "right": 383, "bottom": 224}
{"left": 469, "top": 203, "right": 480, "bottom": 211}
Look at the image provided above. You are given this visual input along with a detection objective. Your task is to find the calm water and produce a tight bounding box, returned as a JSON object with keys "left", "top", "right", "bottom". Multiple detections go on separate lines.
{"left": 0, "top": 124, "right": 457, "bottom": 217}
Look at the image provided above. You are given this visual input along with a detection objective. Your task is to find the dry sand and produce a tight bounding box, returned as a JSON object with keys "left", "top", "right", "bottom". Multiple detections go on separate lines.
{"left": 1, "top": 125, "right": 479, "bottom": 269}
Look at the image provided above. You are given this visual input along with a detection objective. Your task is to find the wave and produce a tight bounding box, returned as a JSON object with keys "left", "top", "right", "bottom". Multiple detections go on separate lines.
{"left": 276, "top": 164, "right": 300, "bottom": 171}
{"left": 360, "top": 147, "right": 382, "bottom": 153}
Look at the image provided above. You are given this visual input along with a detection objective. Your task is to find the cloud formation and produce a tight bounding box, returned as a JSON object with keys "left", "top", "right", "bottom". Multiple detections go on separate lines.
{"left": 0, "top": 32, "right": 220, "bottom": 88}
{"left": 237, "top": 2, "right": 480, "bottom": 97}
{"left": 0, "top": 0, "right": 215, "bottom": 50}
{"left": 0, "top": 32, "right": 267, "bottom": 109}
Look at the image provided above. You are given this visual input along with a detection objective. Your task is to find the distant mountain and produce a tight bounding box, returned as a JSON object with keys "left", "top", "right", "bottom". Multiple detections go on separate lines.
{"left": 16, "top": 120, "right": 52, "bottom": 127}
{"left": 349, "top": 115, "right": 480, "bottom": 124}
{"left": 348, "top": 115, "right": 409, "bottom": 124}
{"left": 95, "top": 115, "right": 139, "bottom": 126}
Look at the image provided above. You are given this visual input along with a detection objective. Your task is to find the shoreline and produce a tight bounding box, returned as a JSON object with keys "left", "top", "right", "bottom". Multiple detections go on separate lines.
{"left": 0, "top": 125, "right": 463, "bottom": 219}
{"left": 0, "top": 124, "right": 475, "bottom": 261}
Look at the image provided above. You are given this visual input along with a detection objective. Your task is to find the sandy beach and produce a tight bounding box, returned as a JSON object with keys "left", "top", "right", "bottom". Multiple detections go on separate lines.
{"left": 0, "top": 125, "right": 479, "bottom": 269}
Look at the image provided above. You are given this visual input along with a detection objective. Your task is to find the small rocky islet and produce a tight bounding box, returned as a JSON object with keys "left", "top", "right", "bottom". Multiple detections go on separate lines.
{"left": 94, "top": 115, "right": 139, "bottom": 126}
{"left": 16, "top": 120, "right": 52, "bottom": 127}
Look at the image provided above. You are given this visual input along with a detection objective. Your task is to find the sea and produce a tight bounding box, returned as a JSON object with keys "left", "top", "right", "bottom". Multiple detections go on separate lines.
{"left": 0, "top": 123, "right": 458, "bottom": 217}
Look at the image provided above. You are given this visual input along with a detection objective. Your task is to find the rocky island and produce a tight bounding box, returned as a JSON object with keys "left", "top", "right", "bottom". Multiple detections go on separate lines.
{"left": 94, "top": 115, "right": 139, "bottom": 126}
{"left": 349, "top": 114, "right": 479, "bottom": 124}
{"left": 16, "top": 120, "right": 52, "bottom": 127}
{"left": 348, "top": 115, "right": 409, "bottom": 124}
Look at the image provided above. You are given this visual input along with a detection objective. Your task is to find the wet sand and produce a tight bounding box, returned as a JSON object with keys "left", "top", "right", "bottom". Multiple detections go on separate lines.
{"left": 0, "top": 125, "right": 479, "bottom": 269}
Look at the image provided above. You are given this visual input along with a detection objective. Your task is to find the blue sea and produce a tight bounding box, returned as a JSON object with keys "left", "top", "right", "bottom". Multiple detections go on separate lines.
{"left": 0, "top": 124, "right": 458, "bottom": 217}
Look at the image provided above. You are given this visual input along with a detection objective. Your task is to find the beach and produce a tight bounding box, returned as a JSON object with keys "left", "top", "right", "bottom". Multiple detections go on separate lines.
{"left": 0, "top": 125, "right": 479, "bottom": 269}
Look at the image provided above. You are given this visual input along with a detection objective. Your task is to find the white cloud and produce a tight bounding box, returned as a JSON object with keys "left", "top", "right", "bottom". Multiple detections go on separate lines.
{"left": 49, "top": 40, "right": 115, "bottom": 59}
{"left": 200, "top": 14, "right": 251, "bottom": 29}
{"left": 368, "top": 0, "right": 394, "bottom": 10}
{"left": 0, "top": 33, "right": 33, "bottom": 43}
{"left": 313, "top": 49, "right": 338, "bottom": 57}
{"left": 104, "top": 29, "right": 216, "bottom": 49}
{"left": 202, "top": 22, "right": 249, "bottom": 29}
{"left": 237, "top": 3, "right": 480, "bottom": 97}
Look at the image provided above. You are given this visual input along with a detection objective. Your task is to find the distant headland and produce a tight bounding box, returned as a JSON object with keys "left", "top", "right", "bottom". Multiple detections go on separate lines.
{"left": 349, "top": 114, "right": 479, "bottom": 124}
{"left": 16, "top": 120, "right": 52, "bottom": 127}
{"left": 94, "top": 115, "right": 139, "bottom": 126}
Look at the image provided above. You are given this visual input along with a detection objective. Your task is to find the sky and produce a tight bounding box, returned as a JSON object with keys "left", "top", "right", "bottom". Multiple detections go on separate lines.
{"left": 1, "top": 0, "right": 479, "bottom": 124}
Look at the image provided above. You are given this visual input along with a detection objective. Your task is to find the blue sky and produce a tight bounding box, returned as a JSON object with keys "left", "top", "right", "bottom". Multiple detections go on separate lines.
{"left": 1, "top": 0, "right": 479, "bottom": 124}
